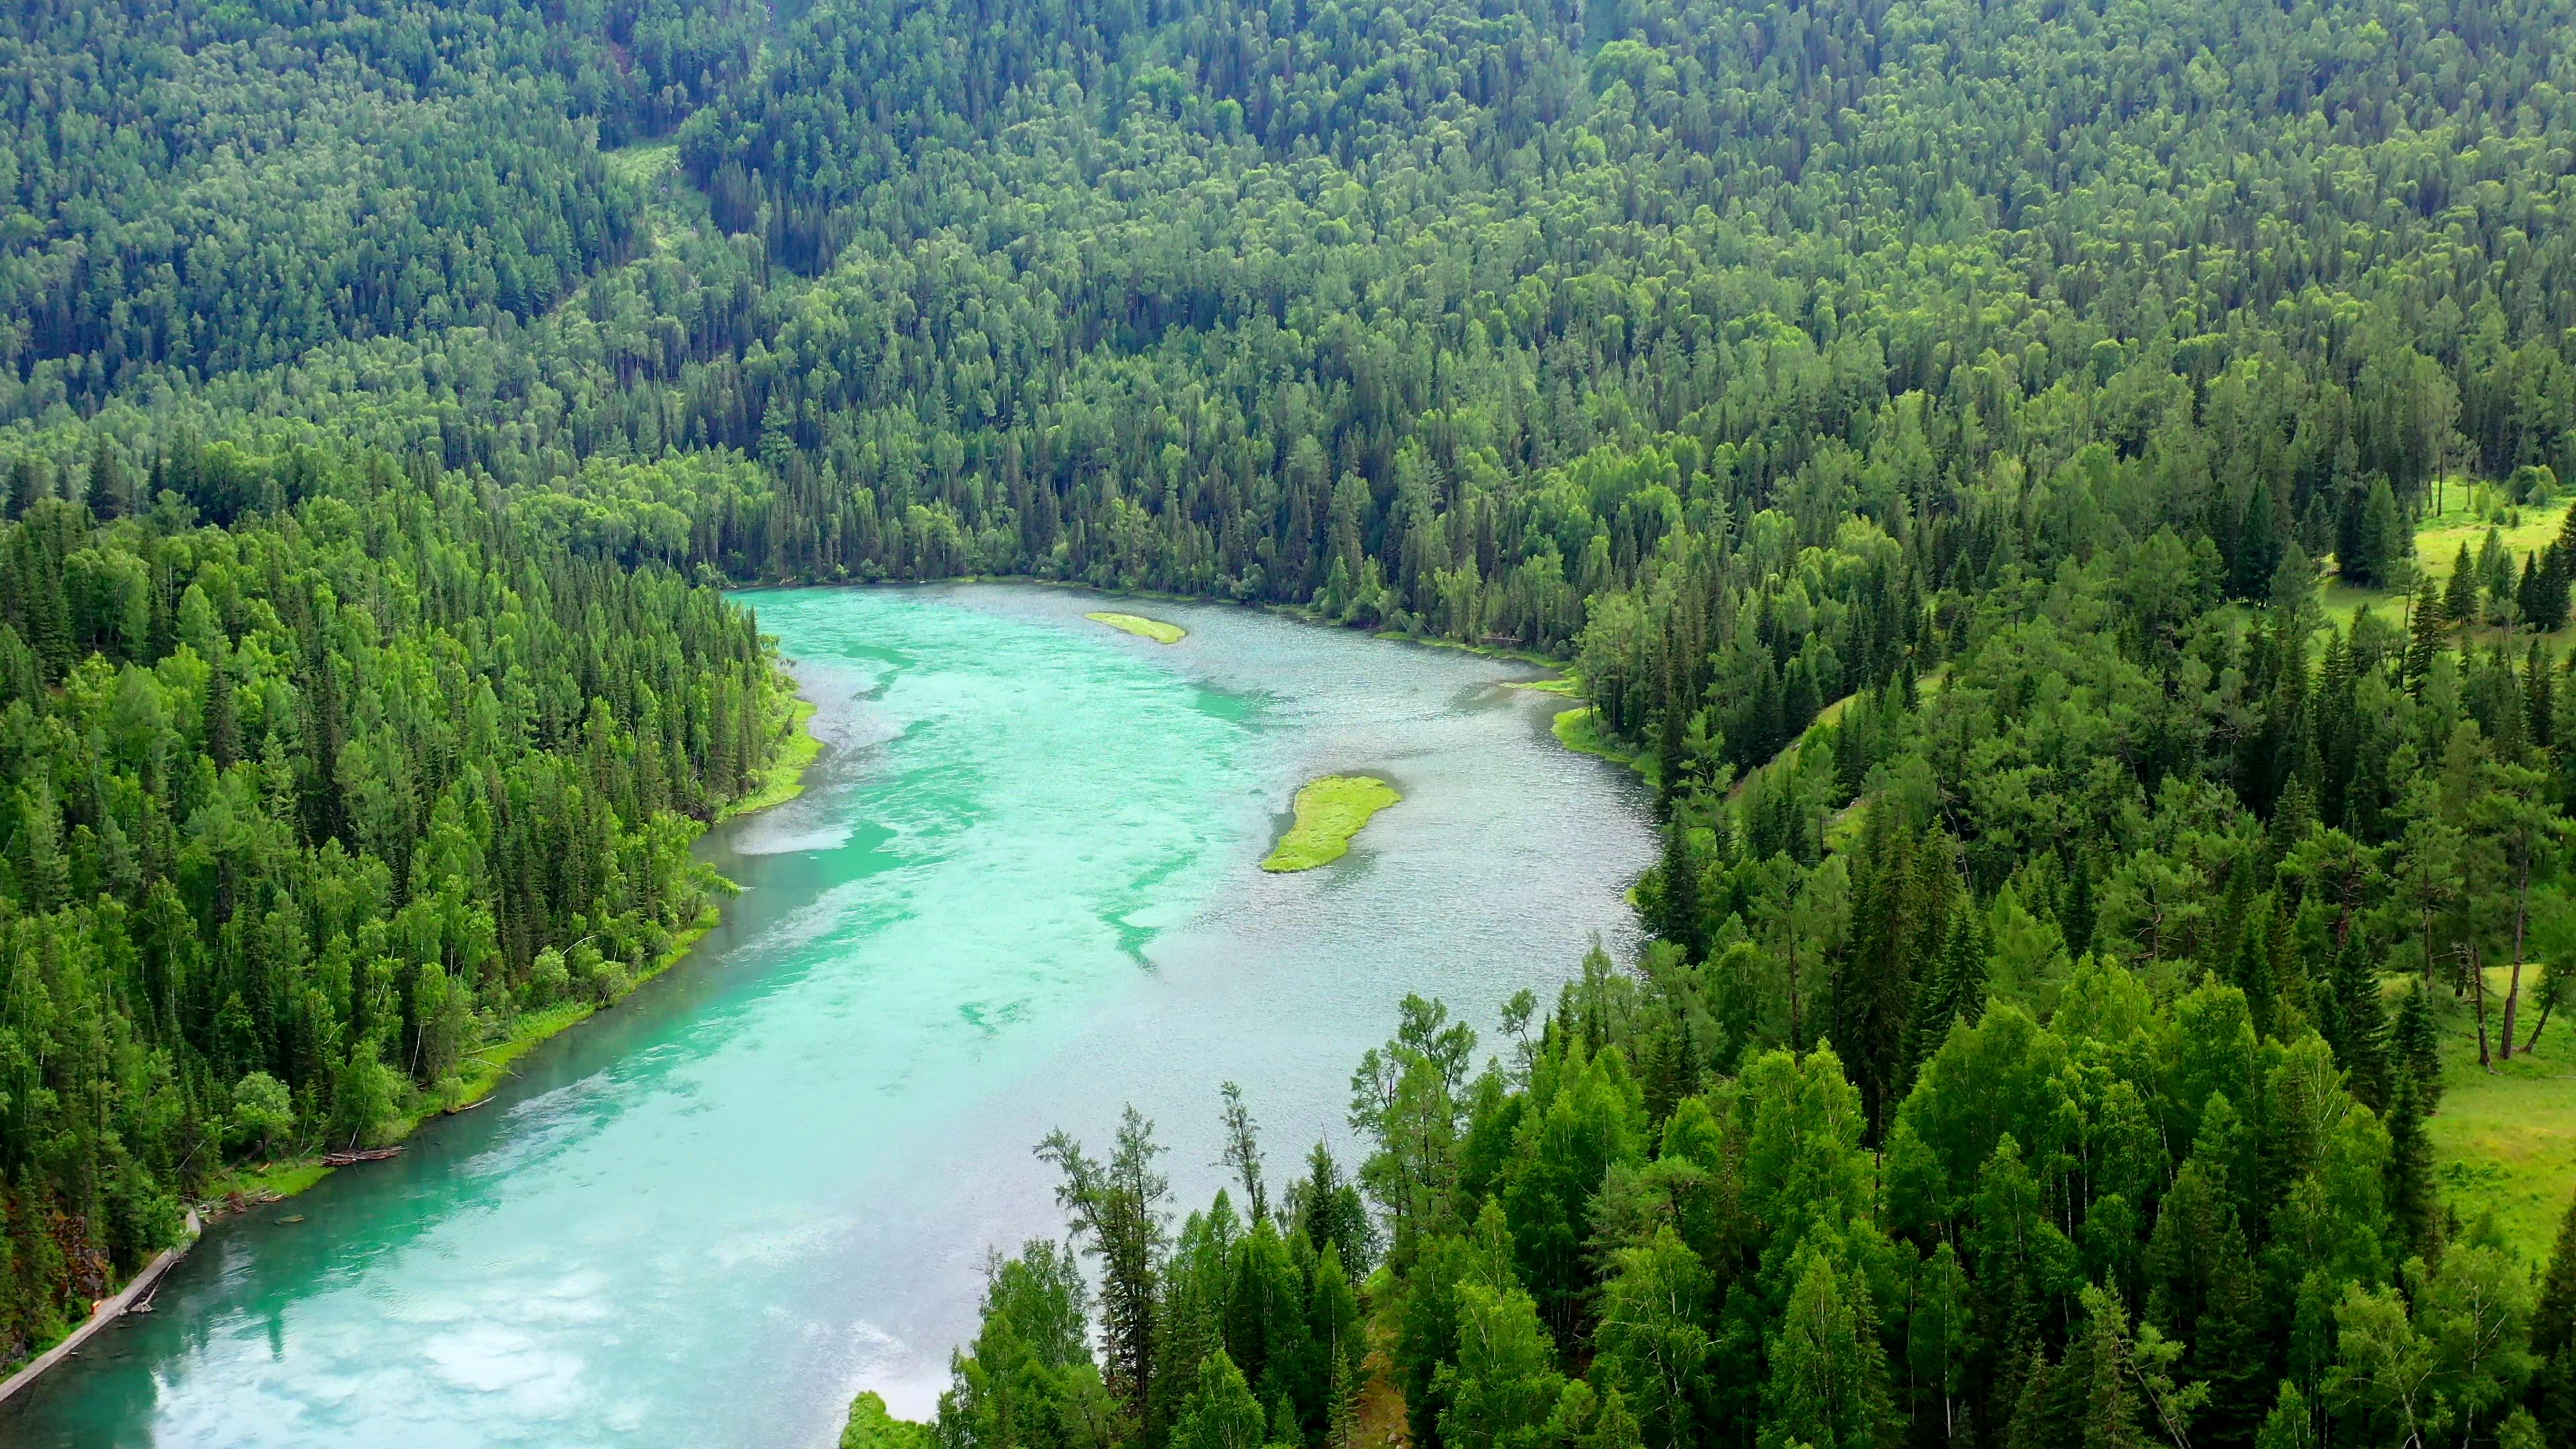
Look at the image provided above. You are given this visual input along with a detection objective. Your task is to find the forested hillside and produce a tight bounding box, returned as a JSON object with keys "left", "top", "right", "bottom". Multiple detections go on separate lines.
{"left": 7, "top": 0, "right": 2576, "bottom": 1442}
{"left": 0, "top": 444, "right": 795, "bottom": 1366}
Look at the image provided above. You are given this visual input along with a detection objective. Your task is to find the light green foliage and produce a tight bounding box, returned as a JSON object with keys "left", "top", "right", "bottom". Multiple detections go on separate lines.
{"left": 1170, "top": 1352, "right": 1266, "bottom": 1449}
{"left": 226, "top": 1072, "right": 294, "bottom": 1161}
{"left": 1433, "top": 1281, "right": 1564, "bottom": 1449}
{"left": 843, "top": 1392, "right": 934, "bottom": 1449}
{"left": 936, "top": 1242, "right": 1118, "bottom": 1449}
{"left": 1760, "top": 1243, "right": 1889, "bottom": 1449}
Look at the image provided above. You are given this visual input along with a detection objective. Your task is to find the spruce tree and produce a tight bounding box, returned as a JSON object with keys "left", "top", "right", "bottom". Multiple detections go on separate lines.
{"left": 85, "top": 439, "right": 128, "bottom": 521}
{"left": 2365, "top": 476, "right": 2406, "bottom": 584}
{"left": 2406, "top": 576, "right": 2449, "bottom": 686}
{"left": 2384, "top": 1072, "right": 2439, "bottom": 1263}
{"left": 2531, "top": 641, "right": 2559, "bottom": 749}
{"left": 2447, "top": 542, "right": 2483, "bottom": 632}
{"left": 2330, "top": 934, "right": 2390, "bottom": 1110}
{"left": 2533, "top": 1194, "right": 2576, "bottom": 1448}
{"left": 2062, "top": 849, "right": 2097, "bottom": 961}
{"left": 6, "top": 458, "right": 43, "bottom": 519}
{"left": 2392, "top": 981, "right": 2444, "bottom": 1112}
{"left": 1650, "top": 821, "right": 1708, "bottom": 963}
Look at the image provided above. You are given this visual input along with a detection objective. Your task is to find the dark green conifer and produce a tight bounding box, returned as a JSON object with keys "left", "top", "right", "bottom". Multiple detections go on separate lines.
{"left": 2532, "top": 1194, "right": 2576, "bottom": 1447}
{"left": 2392, "top": 981, "right": 2443, "bottom": 1112}
{"left": 2384, "top": 1072, "right": 2439, "bottom": 1262}
{"left": 2447, "top": 542, "right": 2482, "bottom": 632}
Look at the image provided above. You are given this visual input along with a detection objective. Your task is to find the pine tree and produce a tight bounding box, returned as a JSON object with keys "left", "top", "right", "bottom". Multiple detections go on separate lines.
{"left": 1039, "top": 1108, "right": 1171, "bottom": 1420}
{"left": 2384, "top": 1072, "right": 2439, "bottom": 1263}
{"left": 2406, "top": 576, "right": 2449, "bottom": 686}
{"left": 2392, "top": 982, "right": 2443, "bottom": 1112}
{"left": 2062, "top": 849, "right": 2097, "bottom": 959}
{"left": 2447, "top": 542, "right": 2482, "bottom": 631}
{"left": 2330, "top": 934, "right": 2390, "bottom": 1110}
{"left": 2532, "top": 1195, "right": 2576, "bottom": 1448}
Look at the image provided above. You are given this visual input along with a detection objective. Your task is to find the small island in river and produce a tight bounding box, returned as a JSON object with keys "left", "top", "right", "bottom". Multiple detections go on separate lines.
{"left": 1086, "top": 610, "right": 1186, "bottom": 643}
{"left": 1261, "top": 775, "right": 1402, "bottom": 872}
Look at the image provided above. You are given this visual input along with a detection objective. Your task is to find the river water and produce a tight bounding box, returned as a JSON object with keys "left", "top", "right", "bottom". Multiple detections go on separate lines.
{"left": 3, "top": 584, "right": 1653, "bottom": 1448}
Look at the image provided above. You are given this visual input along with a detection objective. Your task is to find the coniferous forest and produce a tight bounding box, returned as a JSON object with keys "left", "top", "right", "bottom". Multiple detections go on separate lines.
{"left": 8, "top": 0, "right": 2576, "bottom": 1444}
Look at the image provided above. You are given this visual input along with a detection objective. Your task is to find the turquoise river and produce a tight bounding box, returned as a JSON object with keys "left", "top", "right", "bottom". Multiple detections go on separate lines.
{"left": 1, "top": 584, "right": 1654, "bottom": 1448}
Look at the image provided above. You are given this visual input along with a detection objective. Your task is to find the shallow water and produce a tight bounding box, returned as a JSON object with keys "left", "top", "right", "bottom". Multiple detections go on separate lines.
{"left": 4, "top": 584, "right": 1654, "bottom": 1448}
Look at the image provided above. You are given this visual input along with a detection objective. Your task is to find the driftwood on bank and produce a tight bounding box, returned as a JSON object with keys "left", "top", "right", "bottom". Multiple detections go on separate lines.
{"left": 0, "top": 1207, "right": 203, "bottom": 1406}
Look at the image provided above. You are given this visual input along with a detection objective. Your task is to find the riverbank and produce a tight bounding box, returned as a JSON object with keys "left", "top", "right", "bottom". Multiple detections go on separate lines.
{"left": 3, "top": 753, "right": 784, "bottom": 1388}
{"left": 1551, "top": 705, "right": 1655, "bottom": 784}
{"left": 0, "top": 1210, "right": 204, "bottom": 1407}
{"left": 163, "top": 691, "right": 824, "bottom": 1279}
{"left": 722, "top": 692, "right": 824, "bottom": 820}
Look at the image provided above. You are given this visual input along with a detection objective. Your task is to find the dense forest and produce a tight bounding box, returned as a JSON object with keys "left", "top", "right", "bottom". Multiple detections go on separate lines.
{"left": 0, "top": 443, "right": 797, "bottom": 1366}
{"left": 7, "top": 0, "right": 2576, "bottom": 1442}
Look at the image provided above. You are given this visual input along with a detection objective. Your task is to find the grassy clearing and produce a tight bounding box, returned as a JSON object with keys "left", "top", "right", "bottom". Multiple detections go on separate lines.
{"left": 2318, "top": 486, "right": 2574, "bottom": 649}
{"left": 721, "top": 696, "right": 822, "bottom": 820}
{"left": 1503, "top": 675, "right": 1580, "bottom": 696}
{"left": 604, "top": 142, "right": 679, "bottom": 185}
{"left": 2424, "top": 967, "right": 2576, "bottom": 1263}
{"left": 1263, "top": 775, "right": 1403, "bottom": 872}
{"left": 1087, "top": 610, "right": 1187, "bottom": 643}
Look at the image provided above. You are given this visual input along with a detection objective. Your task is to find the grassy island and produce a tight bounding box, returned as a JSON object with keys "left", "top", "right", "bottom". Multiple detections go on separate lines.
{"left": 1087, "top": 610, "right": 1187, "bottom": 643}
{"left": 1261, "top": 775, "right": 1402, "bottom": 872}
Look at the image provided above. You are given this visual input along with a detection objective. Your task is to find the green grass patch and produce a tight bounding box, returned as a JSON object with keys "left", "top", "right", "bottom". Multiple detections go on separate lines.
{"left": 1552, "top": 705, "right": 1658, "bottom": 786}
{"left": 2319, "top": 486, "right": 2575, "bottom": 649}
{"left": 200, "top": 1158, "right": 331, "bottom": 1203}
{"left": 720, "top": 696, "right": 822, "bottom": 821}
{"left": 604, "top": 142, "right": 679, "bottom": 185}
{"left": 1503, "top": 676, "right": 1580, "bottom": 696}
{"left": 1263, "top": 775, "right": 1403, "bottom": 872}
{"left": 1087, "top": 610, "right": 1187, "bottom": 644}
{"left": 2424, "top": 967, "right": 2576, "bottom": 1263}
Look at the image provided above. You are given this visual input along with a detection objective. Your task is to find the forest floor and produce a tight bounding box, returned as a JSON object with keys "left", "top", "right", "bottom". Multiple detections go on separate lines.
{"left": 1356, "top": 1305, "right": 1414, "bottom": 1449}
{"left": 2422, "top": 965, "right": 2576, "bottom": 1264}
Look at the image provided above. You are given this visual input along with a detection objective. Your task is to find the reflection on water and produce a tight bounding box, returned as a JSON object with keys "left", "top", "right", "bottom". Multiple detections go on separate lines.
{"left": 5, "top": 584, "right": 1653, "bottom": 1448}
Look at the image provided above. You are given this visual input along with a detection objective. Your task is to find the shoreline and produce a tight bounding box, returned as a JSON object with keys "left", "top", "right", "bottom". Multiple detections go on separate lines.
{"left": 733, "top": 578, "right": 1626, "bottom": 766}
{"left": 0, "top": 1209, "right": 204, "bottom": 1407}
{"left": 0, "top": 688, "right": 828, "bottom": 1389}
